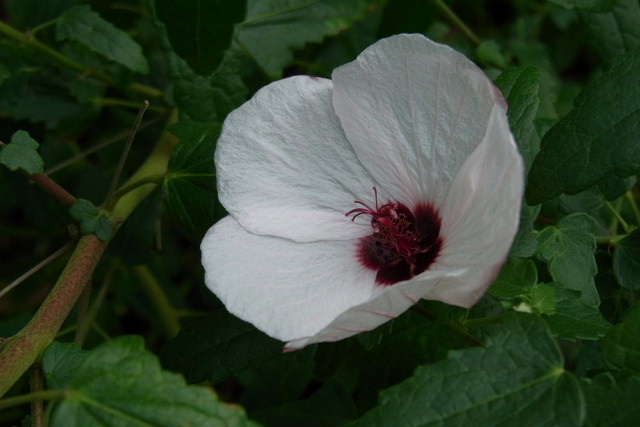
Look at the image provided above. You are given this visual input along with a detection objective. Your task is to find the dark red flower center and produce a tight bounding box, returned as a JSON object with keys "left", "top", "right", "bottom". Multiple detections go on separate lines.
{"left": 346, "top": 188, "right": 443, "bottom": 285}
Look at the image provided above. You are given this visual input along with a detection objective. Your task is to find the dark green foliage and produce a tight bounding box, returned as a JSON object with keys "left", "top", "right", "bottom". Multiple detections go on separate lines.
{"left": 1, "top": 0, "right": 639, "bottom": 426}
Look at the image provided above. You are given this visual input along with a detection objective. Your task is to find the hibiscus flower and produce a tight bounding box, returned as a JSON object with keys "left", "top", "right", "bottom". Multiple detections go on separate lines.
{"left": 201, "top": 34, "right": 523, "bottom": 350}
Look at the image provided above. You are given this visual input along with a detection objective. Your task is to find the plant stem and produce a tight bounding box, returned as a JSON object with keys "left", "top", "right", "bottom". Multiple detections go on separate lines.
{"left": 30, "top": 174, "right": 77, "bottom": 207}
{"left": 626, "top": 190, "right": 640, "bottom": 226}
{"left": 430, "top": 0, "right": 481, "bottom": 46}
{"left": 97, "top": 97, "right": 169, "bottom": 113}
{"left": 106, "top": 100, "right": 150, "bottom": 206}
{"left": 75, "top": 267, "right": 117, "bottom": 348}
{"left": 133, "top": 265, "right": 181, "bottom": 338}
{"left": 0, "top": 116, "right": 177, "bottom": 398}
{"left": 0, "top": 235, "right": 106, "bottom": 397}
{"left": 111, "top": 112, "right": 179, "bottom": 220}
{"left": 74, "top": 283, "right": 93, "bottom": 347}
{"left": 110, "top": 174, "right": 166, "bottom": 207}
{"left": 0, "top": 389, "right": 67, "bottom": 411}
{"left": 605, "top": 200, "right": 631, "bottom": 233}
{"left": 30, "top": 364, "right": 44, "bottom": 427}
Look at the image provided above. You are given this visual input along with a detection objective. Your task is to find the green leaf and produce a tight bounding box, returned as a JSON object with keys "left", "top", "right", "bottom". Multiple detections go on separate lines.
{"left": 50, "top": 336, "right": 258, "bottom": 427}
{"left": 56, "top": 5, "right": 149, "bottom": 74}
{"left": 0, "top": 130, "right": 44, "bottom": 174}
{"left": 42, "top": 342, "right": 89, "bottom": 390}
{"left": 538, "top": 283, "right": 611, "bottom": 340}
{"left": 489, "top": 257, "right": 538, "bottom": 299}
{"left": 601, "top": 304, "right": 640, "bottom": 372}
{"left": 357, "top": 314, "right": 585, "bottom": 427}
{"left": 549, "top": 0, "right": 615, "bottom": 11}
{"left": 530, "top": 283, "right": 557, "bottom": 315}
{"left": 239, "top": 357, "right": 316, "bottom": 410}
{"left": 536, "top": 213, "right": 601, "bottom": 306}
{"left": 163, "top": 121, "right": 224, "bottom": 242}
{"left": 613, "top": 229, "right": 640, "bottom": 290}
{"left": 495, "top": 67, "right": 541, "bottom": 257}
{"left": 597, "top": 175, "right": 637, "bottom": 200}
{"left": 68, "top": 199, "right": 114, "bottom": 241}
{"left": 4, "top": 0, "right": 78, "bottom": 29}
{"left": 0, "top": 67, "right": 98, "bottom": 130}
{"left": 579, "top": 0, "right": 640, "bottom": 61}
{"left": 510, "top": 205, "right": 541, "bottom": 257}
{"left": 154, "top": 0, "right": 246, "bottom": 75}
{"left": 495, "top": 66, "right": 541, "bottom": 172}
{"left": 583, "top": 373, "right": 640, "bottom": 426}
{"left": 159, "top": 308, "right": 316, "bottom": 383}
{"left": 167, "top": 48, "right": 249, "bottom": 122}
{"left": 527, "top": 47, "right": 640, "bottom": 205}
{"left": 108, "top": 188, "right": 164, "bottom": 265}
{"left": 237, "top": 0, "right": 383, "bottom": 78}
{"left": 249, "top": 367, "right": 358, "bottom": 427}
{"left": 476, "top": 40, "right": 508, "bottom": 69}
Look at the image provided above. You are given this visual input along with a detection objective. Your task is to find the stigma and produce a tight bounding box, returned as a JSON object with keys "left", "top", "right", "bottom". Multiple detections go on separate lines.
{"left": 346, "top": 188, "right": 443, "bottom": 285}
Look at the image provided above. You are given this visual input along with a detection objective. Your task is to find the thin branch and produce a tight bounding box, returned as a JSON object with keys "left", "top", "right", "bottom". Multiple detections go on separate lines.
{"left": 0, "top": 243, "right": 73, "bottom": 300}
{"left": 626, "top": 190, "right": 640, "bottom": 226}
{"left": 106, "top": 100, "right": 150, "bottom": 206}
{"left": 430, "top": 0, "right": 481, "bottom": 46}
{"left": 0, "top": 389, "right": 67, "bottom": 411}
{"left": 45, "top": 116, "right": 165, "bottom": 176}
{"left": 605, "top": 200, "right": 631, "bottom": 233}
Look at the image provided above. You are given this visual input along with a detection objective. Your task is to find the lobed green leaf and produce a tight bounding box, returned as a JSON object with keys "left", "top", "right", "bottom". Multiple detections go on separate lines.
{"left": 42, "top": 342, "right": 89, "bottom": 390}
{"left": 68, "top": 199, "right": 114, "bottom": 241}
{"left": 538, "top": 283, "right": 611, "bottom": 340}
{"left": 583, "top": 373, "right": 640, "bottom": 426}
{"left": 0, "top": 130, "right": 44, "bottom": 174}
{"left": 356, "top": 314, "right": 585, "bottom": 427}
{"left": 601, "top": 304, "right": 640, "bottom": 372}
{"left": 49, "top": 336, "right": 259, "bottom": 427}
{"left": 536, "top": 213, "right": 601, "bottom": 306}
{"left": 489, "top": 257, "right": 538, "bottom": 299}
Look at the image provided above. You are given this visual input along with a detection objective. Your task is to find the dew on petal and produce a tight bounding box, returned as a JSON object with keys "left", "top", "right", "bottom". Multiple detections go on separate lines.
{"left": 346, "top": 188, "right": 443, "bottom": 285}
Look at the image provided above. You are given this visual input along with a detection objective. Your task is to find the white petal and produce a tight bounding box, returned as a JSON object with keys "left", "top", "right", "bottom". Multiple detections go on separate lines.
{"left": 215, "top": 76, "right": 375, "bottom": 242}
{"left": 425, "top": 105, "right": 524, "bottom": 307}
{"left": 332, "top": 34, "right": 506, "bottom": 209}
{"left": 285, "top": 268, "right": 467, "bottom": 350}
{"left": 201, "top": 216, "right": 379, "bottom": 342}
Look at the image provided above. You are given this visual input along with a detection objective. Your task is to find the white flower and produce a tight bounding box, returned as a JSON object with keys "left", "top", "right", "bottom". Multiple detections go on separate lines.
{"left": 201, "top": 34, "right": 524, "bottom": 350}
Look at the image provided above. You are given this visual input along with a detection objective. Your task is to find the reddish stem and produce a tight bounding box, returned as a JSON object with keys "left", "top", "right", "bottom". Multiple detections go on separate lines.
{"left": 30, "top": 173, "right": 77, "bottom": 207}
{"left": 0, "top": 235, "right": 106, "bottom": 397}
